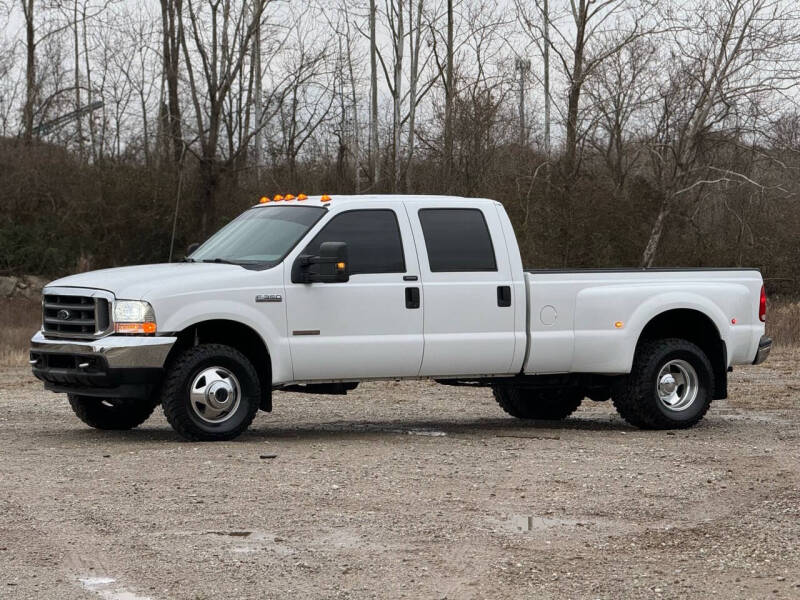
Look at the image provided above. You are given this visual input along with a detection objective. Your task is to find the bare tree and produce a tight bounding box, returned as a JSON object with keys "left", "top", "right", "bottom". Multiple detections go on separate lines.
{"left": 21, "top": 0, "right": 35, "bottom": 142}
{"left": 640, "top": 0, "right": 800, "bottom": 266}
{"left": 543, "top": 0, "right": 654, "bottom": 180}
{"left": 584, "top": 37, "right": 657, "bottom": 198}
{"left": 443, "top": 0, "right": 453, "bottom": 182}
{"left": 180, "top": 0, "right": 270, "bottom": 234}
{"left": 159, "top": 0, "right": 183, "bottom": 165}
{"left": 369, "top": 0, "right": 380, "bottom": 188}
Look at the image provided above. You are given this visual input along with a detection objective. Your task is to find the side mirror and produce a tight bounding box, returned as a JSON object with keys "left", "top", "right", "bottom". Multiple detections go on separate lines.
{"left": 187, "top": 242, "right": 200, "bottom": 256}
{"left": 292, "top": 241, "right": 350, "bottom": 284}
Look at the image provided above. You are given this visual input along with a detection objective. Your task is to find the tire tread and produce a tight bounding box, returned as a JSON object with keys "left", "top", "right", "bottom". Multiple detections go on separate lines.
{"left": 493, "top": 386, "right": 583, "bottom": 420}
{"left": 612, "top": 338, "right": 713, "bottom": 430}
{"left": 161, "top": 344, "right": 260, "bottom": 441}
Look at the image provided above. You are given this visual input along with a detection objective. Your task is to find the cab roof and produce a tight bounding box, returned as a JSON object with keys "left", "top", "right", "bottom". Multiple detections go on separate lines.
{"left": 251, "top": 194, "right": 499, "bottom": 209}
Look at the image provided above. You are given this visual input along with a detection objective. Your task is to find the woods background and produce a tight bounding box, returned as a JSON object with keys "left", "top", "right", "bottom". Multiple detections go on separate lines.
{"left": 0, "top": 0, "right": 798, "bottom": 297}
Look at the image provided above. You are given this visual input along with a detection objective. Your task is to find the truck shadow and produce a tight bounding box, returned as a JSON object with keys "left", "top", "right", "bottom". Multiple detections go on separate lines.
{"left": 55, "top": 414, "right": 689, "bottom": 445}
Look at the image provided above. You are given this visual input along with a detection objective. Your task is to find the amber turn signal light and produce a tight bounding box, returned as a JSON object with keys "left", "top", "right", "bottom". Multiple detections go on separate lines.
{"left": 115, "top": 322, "right": 157, "bottom": 335}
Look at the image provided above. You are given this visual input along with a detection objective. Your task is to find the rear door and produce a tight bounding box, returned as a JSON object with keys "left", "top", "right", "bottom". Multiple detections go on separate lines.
{"left": 283, "top": 203, "right": 424, "bottom": 381}
{"left": 405, "top": 200, "right": 517, "bottom": 376}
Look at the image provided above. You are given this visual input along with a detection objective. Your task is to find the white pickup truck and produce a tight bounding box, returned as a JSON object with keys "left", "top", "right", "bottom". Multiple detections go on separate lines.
{"left": 30, "top": 195, "right": 772, "bottom": 441}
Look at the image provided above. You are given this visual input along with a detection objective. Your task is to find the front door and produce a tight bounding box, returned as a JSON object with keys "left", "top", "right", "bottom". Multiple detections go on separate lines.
{"left": 284, "top": 204, "right": 424, "bottom": 381}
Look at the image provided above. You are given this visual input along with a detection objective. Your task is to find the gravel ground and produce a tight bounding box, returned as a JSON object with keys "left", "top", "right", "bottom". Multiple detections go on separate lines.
{"left": 1, "top": 348, "right": 798, "bottom": 600}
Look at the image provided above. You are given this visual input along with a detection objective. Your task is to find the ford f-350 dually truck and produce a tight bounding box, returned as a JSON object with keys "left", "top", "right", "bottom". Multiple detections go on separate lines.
{"left": 30, "top": 195, "right": 772, "bottom": 441}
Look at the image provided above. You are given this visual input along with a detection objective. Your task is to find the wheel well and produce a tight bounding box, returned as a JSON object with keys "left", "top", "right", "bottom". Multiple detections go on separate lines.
{"left": 637, "top": 309, "right": 727, "bottom": 400}
{"left": 167, "top": 320, "right": 272, "bottom": 411}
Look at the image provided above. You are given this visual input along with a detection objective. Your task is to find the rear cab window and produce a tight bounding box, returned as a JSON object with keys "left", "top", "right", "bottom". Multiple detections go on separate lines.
{"left": 417, "top": 208, "right": 497, "bottom": 272}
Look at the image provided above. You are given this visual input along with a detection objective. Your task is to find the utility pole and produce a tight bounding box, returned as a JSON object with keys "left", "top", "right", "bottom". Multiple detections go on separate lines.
{"left": 515, "top": 57, "right": 530, "bottom": 147}
{"left": 369, "top": 0, "right": 380, "bottom": 188}
{"left": 542, "top": 0, "right": 551, "bottom": 156}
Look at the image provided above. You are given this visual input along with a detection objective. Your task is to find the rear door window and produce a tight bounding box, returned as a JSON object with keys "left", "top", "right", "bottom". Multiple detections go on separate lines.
{"left": 418, "top": 208, "right": 497, "bottom": 272}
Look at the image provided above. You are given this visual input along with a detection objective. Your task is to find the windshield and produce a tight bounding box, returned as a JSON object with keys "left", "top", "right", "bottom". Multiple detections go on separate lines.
{"left": 190, "top": 205, "right": 325, "bottom": 267}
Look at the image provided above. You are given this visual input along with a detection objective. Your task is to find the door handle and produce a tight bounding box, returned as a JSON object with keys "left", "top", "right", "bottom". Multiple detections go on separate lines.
{"left": 405, "top": 287, "right": 420, "bottom": 309}
{"left": 497, "top": 285, "right": 511, "bottom": 307}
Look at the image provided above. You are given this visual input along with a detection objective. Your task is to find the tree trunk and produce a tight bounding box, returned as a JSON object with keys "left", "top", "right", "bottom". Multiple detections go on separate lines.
{"left": 564, "top": 1, "right": 586, "bottom": 180}
{"left": 161, "top": 0, "right": 184, "bottom": 165}
{"left": 369, "top": 0, "right": 380, "bottom": 188}
{"left": 443, "top": 0, "right": 453, "bottom": 189}
{"left": 198, "top": 158, "right": 218, "bottom": 237}
{"left": 403, "top": 0, "right": 424, "bottom": 193}
{"left": 253, "top": 9, "right": 263, "bottom": 182}
{"left": 542, "top": 0, "right": 550, "bottom": 157}
{"left": 73, "top": 0, "right": 83, "bottom": 157}
{"left": 392, "top": 0, "right": 404, "bottom": 193}
{"left": 641, "top": 197, "right": 671, "bottom": 267}
{"left": 22, "top": 0, "right": 35, "bottom": 144}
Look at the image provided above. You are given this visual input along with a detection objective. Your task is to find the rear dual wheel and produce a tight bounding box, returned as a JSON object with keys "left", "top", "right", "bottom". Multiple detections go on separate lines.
{"left": 612, "top": 338, "right": 713, "bottom": 429}
{"left": 493, "top": 386, "right": 583, "bottom": 420}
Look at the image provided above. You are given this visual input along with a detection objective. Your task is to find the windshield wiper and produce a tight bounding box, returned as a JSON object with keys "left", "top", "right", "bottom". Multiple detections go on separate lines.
{"left": 201, "top": 258, "right": 238, "bottom": 265}
{"left": 180, "top": 257, "right": 197, "bottom": 263}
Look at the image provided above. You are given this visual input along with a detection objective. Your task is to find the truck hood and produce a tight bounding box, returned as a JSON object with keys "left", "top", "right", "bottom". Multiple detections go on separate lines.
{"left": 45, "top": 263, "right": 267, "bottom": 300}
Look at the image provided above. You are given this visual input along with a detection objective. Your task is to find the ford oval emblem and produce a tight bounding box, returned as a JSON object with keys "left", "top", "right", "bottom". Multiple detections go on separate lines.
{"left": 57, "top": 309, "right": 71, "bottom": 320}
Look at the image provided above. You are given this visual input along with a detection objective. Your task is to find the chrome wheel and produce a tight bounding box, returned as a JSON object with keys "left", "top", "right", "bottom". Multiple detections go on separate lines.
{"left": 189, "top": 366, "right": 241, "bottom": 424}
{"left": 656, "top": 359, "right": 699, "bottom": 412}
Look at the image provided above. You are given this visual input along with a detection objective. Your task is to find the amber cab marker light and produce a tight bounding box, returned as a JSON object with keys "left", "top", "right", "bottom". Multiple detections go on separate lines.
{"left": 297, "top": 193, "right": 308, "bottom": 201}
{"left": 259, "top": 196, "right": 270, "bottom": 204}
{"left": 273, "top": 194, "right": 284, "bottom": 202}
{"left": 284, "top": 194, "right": 296, "bottom": 201}
{"left": 321, "top": 194, "right": 332, "bottom": 203}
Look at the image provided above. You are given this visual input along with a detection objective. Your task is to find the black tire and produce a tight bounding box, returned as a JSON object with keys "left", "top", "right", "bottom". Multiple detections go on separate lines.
{"left": 68, "top": 394, "right": 159, "bottom": 430}
{"left": 612, "top": 338, "right": 714, "bottom": 430}
{"left": 493, "top": 386, "right": 583, "bottom": 420}
{"left": 161, "top": 344, "right": 261, "bottom": 441}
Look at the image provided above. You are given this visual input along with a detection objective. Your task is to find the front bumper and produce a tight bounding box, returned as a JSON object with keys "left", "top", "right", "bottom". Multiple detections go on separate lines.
{"left": 29, "top": 331, "right": 176, "bottom": 399}
{"left": 752, "top": 335, "right": 772, "bottom": 365}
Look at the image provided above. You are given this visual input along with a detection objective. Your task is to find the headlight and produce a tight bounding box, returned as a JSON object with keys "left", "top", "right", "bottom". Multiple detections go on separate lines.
{"left": 113, "top": 300, "right": 157, "bottom": 334}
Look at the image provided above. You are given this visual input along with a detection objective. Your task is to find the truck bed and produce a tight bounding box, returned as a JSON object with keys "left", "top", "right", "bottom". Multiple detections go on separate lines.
{"left": 522, "top": 268, "right": 764, "bottom": 375}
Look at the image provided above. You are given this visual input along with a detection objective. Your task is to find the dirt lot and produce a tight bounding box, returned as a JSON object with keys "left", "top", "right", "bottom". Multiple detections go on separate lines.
{"left": 1, "top": 348, "right": 798, "bottom": 600}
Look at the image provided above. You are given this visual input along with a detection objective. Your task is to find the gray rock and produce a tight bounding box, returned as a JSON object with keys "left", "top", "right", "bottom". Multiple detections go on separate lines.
{"left": 23, "top": 275, "right": 48, "bottom": 294}
{"left": 0, "top": 276, "right": 18, "bottom": 297}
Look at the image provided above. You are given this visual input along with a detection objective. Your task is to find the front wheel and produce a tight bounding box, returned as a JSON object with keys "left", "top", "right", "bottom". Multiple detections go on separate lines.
{"left": 493, "top": 386, "right": 583, "bottom": 420}
{"left": 161, "top": 344, "right": 261, "bottom": 441}
{"left": 612, "top": 338, "right": 714, "bottom": 429}
{"left": 68, "top": 394, "right": 159, "bottom": 430}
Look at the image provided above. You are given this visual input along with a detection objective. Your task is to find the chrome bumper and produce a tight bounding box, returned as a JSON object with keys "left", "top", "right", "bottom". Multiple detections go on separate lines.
{"left": 30, "top": 330, "right": 176, "bottom": 369}
{"left": 752, "top": 335, "right": 772, "bottom": 366}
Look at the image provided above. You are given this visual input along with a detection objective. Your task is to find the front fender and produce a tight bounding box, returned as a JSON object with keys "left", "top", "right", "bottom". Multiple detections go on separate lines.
{"left": 154, "top": 296, "right": 292, "bottom": 384}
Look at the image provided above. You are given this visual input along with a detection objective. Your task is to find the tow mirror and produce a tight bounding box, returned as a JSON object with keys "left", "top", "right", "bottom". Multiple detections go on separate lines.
{"left": 292, "top": 241, "right": 350, "bottom": 284}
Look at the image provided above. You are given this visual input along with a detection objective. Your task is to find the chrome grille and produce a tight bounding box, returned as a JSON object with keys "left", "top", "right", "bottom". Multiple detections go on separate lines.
{"left": 42, "top": 294, "right": 111, "bottom": 339}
